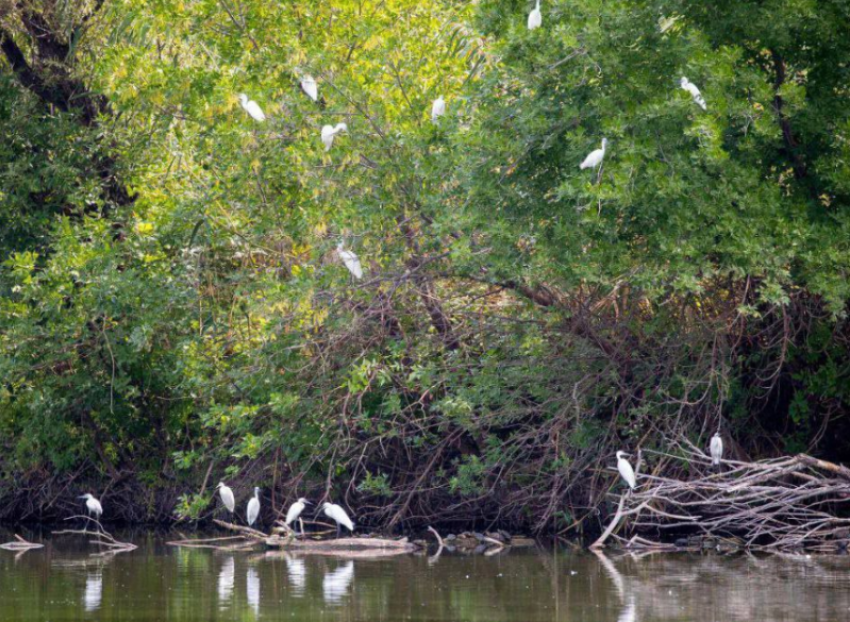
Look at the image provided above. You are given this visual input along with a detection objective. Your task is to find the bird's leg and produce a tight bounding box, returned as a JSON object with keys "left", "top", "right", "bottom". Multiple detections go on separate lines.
{"left": 336, "top": 523, "right": 341, "bottom": 539}
{"left": 299, "top": 518, "right": 304, "bottom": 537}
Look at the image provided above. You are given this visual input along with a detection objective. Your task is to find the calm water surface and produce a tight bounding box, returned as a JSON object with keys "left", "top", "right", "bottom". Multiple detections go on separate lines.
{"left": 2, "top": 528, "right": 850, "bottom": 621}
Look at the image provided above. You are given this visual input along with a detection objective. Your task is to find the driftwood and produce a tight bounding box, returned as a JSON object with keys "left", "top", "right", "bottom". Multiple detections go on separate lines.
{"left": 593, "top": 444, "right": 850, "bottom": 552}
{"left": 53, "top": 516, "right": 137, "bottom": 556}
{"left": 0, "top": 534, "right": 44, "bottom": 551}
{"left": 266, "top": 535, "right": 418, "bottom": 552}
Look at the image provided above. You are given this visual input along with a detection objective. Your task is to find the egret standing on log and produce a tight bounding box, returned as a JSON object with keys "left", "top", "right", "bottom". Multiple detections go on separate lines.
{"left": 528, "top": 0, "right": 542, "bottom": 30}
{"left": 337, "top": 242, "right": 363, "bottom": 279}
{"left": 79, "top": 493, "right": 103, "bottom": 520}
{"left": 580, "top": 138, "right": 607, "bottom": 170}
{"left": 616, "top": 451, "right": 637, "bottom": 490}
{"left": 238, "top": 94, "right": 266, "bottom": 122}
{"left": 301, "top": 75, "right": 318, "bottom": 102}
{"left": 320, "top": 502, "right": 355, "bottom": 538}
{"left": 247, "top": 487, "right": 261, "bottom": 527}
{"left": 321, "top": 123, "right": 348, "bottom": 151}
{"left": 710, "top": 431, "right": 723, "bottom": 466}
{"left": 285, "top": 498, "right": 310, "bottom": 536}
{"left": 431, "top": 96, "right": 445, "bottom": 123}
{"left": 680, "top": 77, "right": 707, "bottom": 110}
{"left": 216, "top": 482, "right": 236, "bottom": 514}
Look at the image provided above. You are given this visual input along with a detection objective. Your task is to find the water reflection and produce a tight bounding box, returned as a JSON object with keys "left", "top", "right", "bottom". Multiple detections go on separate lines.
{"left": 217, "top": 556, "right": 235, "bottom": 607}
{"left": 285, "top": 555, "right": 307, "bottom": 595}
{"left": 83, "top": 569, "right": 103, "bottom": 612}
{"left": 322, "top": 560, "right": 354, "bottom": 604}
{"left": 246, "top": 566, "right": 260, "bottom": 615}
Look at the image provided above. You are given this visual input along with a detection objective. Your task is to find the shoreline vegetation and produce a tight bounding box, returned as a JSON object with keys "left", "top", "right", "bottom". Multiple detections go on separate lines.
{"left": 1, "top": 1, "right": 850, "bottom": 552}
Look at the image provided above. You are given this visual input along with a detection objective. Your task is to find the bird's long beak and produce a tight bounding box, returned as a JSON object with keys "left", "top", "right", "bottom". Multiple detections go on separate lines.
{"left": 77, "top": 495, "right": 87, "bottom": 499}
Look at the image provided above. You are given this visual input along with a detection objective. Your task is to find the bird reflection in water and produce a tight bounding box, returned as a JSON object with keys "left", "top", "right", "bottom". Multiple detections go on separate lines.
{"left": 246, "top": 566, "right": 260, "bottom": 615}
{"left": 217, "top": 556, "right": 235, "bottom": 608}
{"left": 84, "top": 569, "right": 103, "bottom": 612}
{"left": 322, "top": 561, "right": 354, "bottom": 604}
{"left": 285, "top": 555, "right": 306, "bottom": 595}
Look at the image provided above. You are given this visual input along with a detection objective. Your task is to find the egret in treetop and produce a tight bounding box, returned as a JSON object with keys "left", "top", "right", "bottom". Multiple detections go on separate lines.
{"left": 79, "top": 493, "right": 103, "bottom": 519}
{"left": 301, "top": 75, "right": 318, "bottom": 102}
{"left": 337, "top": 242, "right": 363, "bottom": 279}
{"left": 247, "top": 487, "right": 261, "bottom": 526}
{"left": 616, "top": 451, "right": 637, "bottom": 490}
{"left": 431, "top": 96, "right": 446, "bottom": 123}
{"left": 680, "top": 77, "right": 707, "bottom": 110}
{"left": 238, "top": 94, "right": 266, "bottom": 122}
{"left": 320, "top": 502, "right": 355, "bottom": 538}
{"left": 321, "top": 123, "right": 348, "bottom": 151}
{"left": 216, "top": 481, "right": 236, "bottom": 513}
{"left": 528, "top": 0, "right": 542, "bottom": 30}
{"left": 285, "top": 498, "right": 311, "bottom": 535}
{"left": 710, "top": 431, "right": 723, "bottom": 466}
{"left": 580, "top": 138, "right": 607, "bottom": 170}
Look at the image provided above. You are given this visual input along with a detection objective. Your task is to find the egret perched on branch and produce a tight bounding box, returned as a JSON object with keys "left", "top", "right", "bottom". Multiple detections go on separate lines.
{"left": 321, "top": 123, "right": 348, "bottom": 151}
{"left": 301, "top": 75, "right": 318, "bottom": 102}
{"left": 580, "top": 138, "right": 607, "bottom": 170}
{"left": 337, "top": 242, "right": 363, "bottom": 279}
{"left": 431, "top": 96, "right": 446, "bottom": 123}
{"left": 285, "top": 498, "right": 310, "bottom": 535}
{"left": 528, "top": 0, "right": 542, "bottom": 30}
{"left": 710, "top": 431, "right": 723, "bottom": 466}
{"left": 320, "top": 502, "right": 355, "bottom": 538}
{"left": 616, "top": 451, "right": 637, "bottom": 490}
{"left": 79, "top": 493, "right": 103, "bottom": 519}
{"left": 238, "top": 94, "right": 266, "bottom": 122}
{"left": 216, "top": 482, "right": 236, "bottom": 513}
{"left": 680, "top": 77, "right": 707, "bottom": 110}
{"left": 247, "top": 487, "right": 261, "bottom": 526}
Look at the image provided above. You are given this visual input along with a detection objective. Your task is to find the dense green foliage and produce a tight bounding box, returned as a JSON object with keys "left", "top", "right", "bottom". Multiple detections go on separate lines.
{"left": 0, "top": 0, "right": 848, "bottom": 530}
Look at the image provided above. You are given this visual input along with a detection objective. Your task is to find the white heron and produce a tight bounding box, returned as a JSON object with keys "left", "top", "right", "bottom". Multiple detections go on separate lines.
{"left": 79, "top": 493, "right": 103, "bottom": 520}
{"left": 320, "top": 502, "right": 355, "bottom": 538}
{"left": 337, "top": 242, "right": 363, "bottom": 279}
{"left": 616, "top": 451, "right": 637, "bottom": 490}
{"left": 528, "top": 0, "right": 542, "bottom": 30}
{"left": 238, "top": 93, "right": 266, "bottom": 122}
{"left": 216, "top": 482, "right": 236, "bottom": 513}
{"left": 301, "top": 75, "right": 318, "bottom": 102}
{"left": 247, "top": 487, "right": 261, "bottom": 526}
{"left": 710, "top": 431, "right": 723, "bottom": 466}
{"left": 321, "top": 123, "right": 348, "bottom": 151}
{"left": 680, "top": 77, "right": 707, "bottom": 110}
{"left": 285, "top": 498, "right": 311, "bottom": 535}
{"left": 431, "top": 96, "right": 446, "bottom": 123}
{"left": 580, "top": 138, "right": 608, "bottom": 170}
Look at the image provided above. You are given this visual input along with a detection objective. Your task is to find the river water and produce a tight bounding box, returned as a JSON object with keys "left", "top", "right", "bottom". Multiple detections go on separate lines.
{"left": 2, "top": 529, "right": 849, "bottom": 621}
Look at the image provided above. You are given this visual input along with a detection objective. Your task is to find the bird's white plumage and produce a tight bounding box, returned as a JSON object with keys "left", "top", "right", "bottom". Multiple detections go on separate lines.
{"left": 680, "top": 77, "right": 707, "bottom": 110}
{"left": 322, "top": 502, "right": 355, "bottom": 532}
{"left": 528, "top": 0, "right": 542, "bottom": 30}
{"left": 80, "top": 493, "right": 103, "bottom": 518}
{"left": 247, "top": 487, "right": 261, "bottom": 526}
{"left": 321, "top": 123, "right": 348, "bottom": 151}
{"left": 431, "top": 96, "right": 446, "bottom": 123}
{"left": 301, "top": 75, "right": 318, "bottom": 102}
{"left": 616, "top": 451, "right": 637, "bottom": 489}
{"left": 238, "top": 94, "right": 266, "bottom": 122}
{"left": 217, "top": 482, "right": 236, "bottom": 513}
{"left": 710, "top": 432, "right": 723, "bottom": 466}
{"left": 580, "top": 138, "right": 608, "bottom": 170}
{"left": 286, "top": 498, "right": 308, "bottom": 526}
{"left": 338, "top": 243, "right": 363, "bottom": 279}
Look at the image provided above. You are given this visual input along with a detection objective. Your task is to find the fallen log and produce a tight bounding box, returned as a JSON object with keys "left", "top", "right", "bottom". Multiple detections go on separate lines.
{"left": 265, "top": 535, "right": 419, "bottom": 552}
{"left": 0, "top": 535, "right": 44, "bottom": 551}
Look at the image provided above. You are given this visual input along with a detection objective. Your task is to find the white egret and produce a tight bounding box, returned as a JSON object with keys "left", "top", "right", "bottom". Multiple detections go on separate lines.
{"left": 337, "top": 242, "right": 363, "bottom": 279}
{"left": 431, "top": 96, "right": 446, "bottom": 123}
{"left": 285, "top": 498, "right": 310, "bottom": 535}
{"left": 710, "top": 431, "right": 723, "bottom": 466}
{"left": 320, "top": 502, "right": 355, "bottom": 538}
{"left": 216, "top": 482, "right": 236, "bottom": 513}
{"left": 580, "top": 138, "right": 608, "bottom": 170}
{"left": 680, "top": 77, "right": 707, "bottom": 110}
{"left": 301, "top": 75, "right": 318, "bottom": 102}
{"left": 528, "top": 0, "right": 542, "bottom": 30}
{"left": 238, "top": 94, "right": 266, "bottom": 122}
{"left": 247, "top": 487, "right": 261, "bottom": 526}
{"left": 321, "top": 122, "right": 348, "bottom": 151}
{"left": 79, "top": 493, "right": 103, "bottom": 520}
{"left": 322, "top": 561, "right": 354, "bottom": 604}
{"left": 616, "top": 451, "right": 637, "bottom": 490}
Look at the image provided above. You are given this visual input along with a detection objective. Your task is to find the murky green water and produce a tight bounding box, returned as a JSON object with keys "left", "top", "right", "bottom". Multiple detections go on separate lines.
{"left": 2, "top": 529, "right": 850, "bottom": 621}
